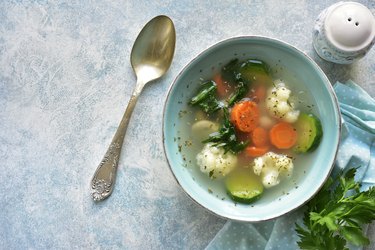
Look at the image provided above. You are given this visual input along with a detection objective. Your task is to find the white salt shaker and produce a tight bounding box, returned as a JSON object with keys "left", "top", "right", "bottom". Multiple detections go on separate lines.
{"left": 313, "top": 1, "right": 375, "bottom": 64}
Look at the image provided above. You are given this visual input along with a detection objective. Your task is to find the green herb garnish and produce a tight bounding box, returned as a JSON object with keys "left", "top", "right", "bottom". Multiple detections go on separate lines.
{"left": 222, "top": 59, "right": 250, "bottom": 106}
{"left": 203, "top": 108, "right": 248, "bottom": 153}
{"left": 226, "top": 78, "right": 248, "bottom": 106}
{"left": 189, "top": 80, "right": 222, "bottom": 114}
{"left": 296, "top": 168, "right": 375, "bottom": 249}
{"left": 221, "top": 58, "right": 240, "bottom": 83}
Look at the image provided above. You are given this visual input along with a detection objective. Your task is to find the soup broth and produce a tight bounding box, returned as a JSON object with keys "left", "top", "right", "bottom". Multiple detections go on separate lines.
{"left": 176, "top": 57, "right": 322, "bottom": 204}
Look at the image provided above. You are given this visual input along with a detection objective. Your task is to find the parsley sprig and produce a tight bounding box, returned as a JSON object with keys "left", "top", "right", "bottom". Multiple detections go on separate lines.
{"left": 296, "top": 168, "right": 375, "bottom": 249}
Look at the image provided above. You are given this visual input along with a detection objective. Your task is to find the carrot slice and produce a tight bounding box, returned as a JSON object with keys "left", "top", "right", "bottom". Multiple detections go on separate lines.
{"left": 251, "top": 127, "right": 269, "bottom": 147}
{"left": 269, "top": 122, "right": 298, "bottom": 149}
{"left": 213, "top": 74, "right": 231, "bottom": 98}
{"left": 246, "top": 145, "right": 270, "bottom": 157}
{"left": 230, "top": 101, "right": 260, "bottom": 132}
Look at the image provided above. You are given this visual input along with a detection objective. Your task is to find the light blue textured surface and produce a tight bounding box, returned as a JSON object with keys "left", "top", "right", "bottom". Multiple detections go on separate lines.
{"left": 0, "top": 1, "right": 374, "bottom": 249}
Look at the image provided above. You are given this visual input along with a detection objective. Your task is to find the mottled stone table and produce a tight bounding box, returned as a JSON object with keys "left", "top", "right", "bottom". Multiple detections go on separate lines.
{"left": 1, "top": 1, "right": 374, "bottom": 249}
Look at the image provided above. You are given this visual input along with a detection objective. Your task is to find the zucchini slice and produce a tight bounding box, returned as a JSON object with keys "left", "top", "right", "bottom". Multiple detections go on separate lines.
{"left": 294, "top": 113, "right": 323, "bottom": 153}
{"left": 238, "top": 59, "right": 272, "bottom": 85}
{"left": 225, "top": 168, "right": 263, "bottom": 204}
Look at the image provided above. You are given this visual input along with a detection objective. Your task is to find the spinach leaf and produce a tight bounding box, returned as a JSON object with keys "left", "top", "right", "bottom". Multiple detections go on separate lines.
{"left": 221, "top": 59, "right": 249, "bottom": 106}
{"left": 203, "top": 108, "right": 248, "bottom": 153}
{"left": 189, "top": 80, "right": 222, "bottom": 114}
{"left": 222, "top": 58, "right": 240, "bottom": 82}
{"left": 227, "top": 78, "right": 248, "bottom": 106}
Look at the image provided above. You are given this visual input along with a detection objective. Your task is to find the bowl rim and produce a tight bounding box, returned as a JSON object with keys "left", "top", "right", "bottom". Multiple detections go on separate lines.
{"left": 162, "top": 35, "right": 342, "bottom": 222}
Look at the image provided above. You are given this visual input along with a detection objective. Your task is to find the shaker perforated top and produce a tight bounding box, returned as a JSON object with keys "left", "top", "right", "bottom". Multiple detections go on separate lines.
{"left": 324, "top": 2, "right": 375, "bottom": 52}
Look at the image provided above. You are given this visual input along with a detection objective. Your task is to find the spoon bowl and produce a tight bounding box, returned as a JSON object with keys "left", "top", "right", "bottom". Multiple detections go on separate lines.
{"left": 91, "top": 15, "right": 176, "bottom": 201}
{"left": 131, "top": 16, "right": 176, "bottom": 83}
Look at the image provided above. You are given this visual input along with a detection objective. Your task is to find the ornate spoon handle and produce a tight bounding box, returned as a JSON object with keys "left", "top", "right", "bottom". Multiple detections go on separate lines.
{"left": 91, "top": 81, "right": 144, "bottom": 201}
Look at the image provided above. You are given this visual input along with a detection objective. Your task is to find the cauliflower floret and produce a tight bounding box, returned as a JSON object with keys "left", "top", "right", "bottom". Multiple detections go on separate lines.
{"left": 253, "top": 152, "right": 293, "bottom": 188}
{"left": 266, "top": 81, "right": 300, "bottom": 123}
{"left": 196, "top": 143, "right": 237, "bottom": 179}
{"left": 262, "top": 169, "right": 280, "bottom": 187}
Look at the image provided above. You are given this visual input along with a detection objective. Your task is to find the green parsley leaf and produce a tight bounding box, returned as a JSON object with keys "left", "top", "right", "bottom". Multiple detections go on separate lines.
{"left": 296, "top": 168, "right": 375, "bottom": 249}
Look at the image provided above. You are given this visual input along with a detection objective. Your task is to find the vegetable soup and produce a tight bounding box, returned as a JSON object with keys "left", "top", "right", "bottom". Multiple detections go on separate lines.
{"left": 177, "top": 58, "right": 323, "bottom": 204}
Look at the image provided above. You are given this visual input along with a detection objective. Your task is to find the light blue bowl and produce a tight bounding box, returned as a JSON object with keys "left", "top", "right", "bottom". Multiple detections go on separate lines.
{"left": 163, "top": 36, "right": 341, "bottom": 222}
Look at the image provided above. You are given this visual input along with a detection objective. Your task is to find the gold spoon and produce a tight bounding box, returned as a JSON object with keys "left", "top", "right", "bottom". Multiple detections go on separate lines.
{"left": 91, "top": 15, "right": 176, "bottom": 201}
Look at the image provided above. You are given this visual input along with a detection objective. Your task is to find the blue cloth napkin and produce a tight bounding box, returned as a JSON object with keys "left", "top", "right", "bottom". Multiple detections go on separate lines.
{"left": 206, "top": 80, "right": 375, "bottom": 250}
